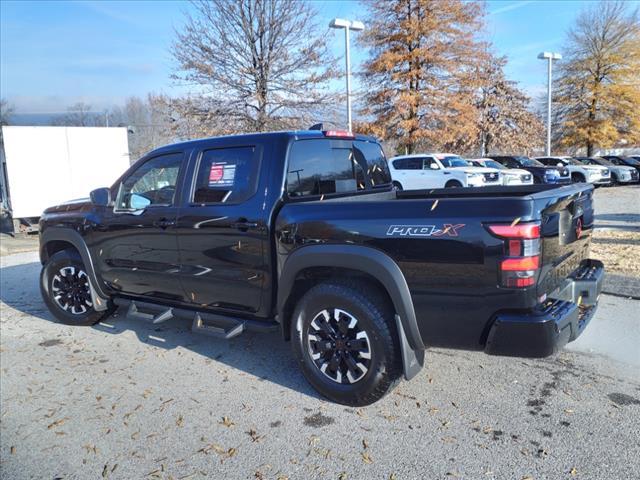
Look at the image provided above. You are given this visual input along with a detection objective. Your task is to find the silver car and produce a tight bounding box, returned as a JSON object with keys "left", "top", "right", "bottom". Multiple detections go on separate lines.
{"left": 575, "top": 157, "right": 638, "bottom": 184}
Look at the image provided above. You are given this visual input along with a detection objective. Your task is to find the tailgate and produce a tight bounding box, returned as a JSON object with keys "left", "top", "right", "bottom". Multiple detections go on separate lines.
{"left": 534, "top": 184, "right": 594, "bottom": 297}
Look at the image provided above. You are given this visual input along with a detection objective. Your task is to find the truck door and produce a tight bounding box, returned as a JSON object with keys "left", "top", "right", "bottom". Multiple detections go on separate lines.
{"left": 174, "top": 144, "right": 267, "bottom": 313}
{"left": 89, "top": 151, "right": 187, "bottom": 302}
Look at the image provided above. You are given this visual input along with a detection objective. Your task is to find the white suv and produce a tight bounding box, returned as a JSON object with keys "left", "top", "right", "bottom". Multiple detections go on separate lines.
{"left": 388, "top": 155, "right": 467, "bottom": 189}
{"left": 388, "top": 153, "right": 502, "bottom": 190}
{"left": 468, "top": 158, "right": 534, "bottom": 185}
{"left": 536, "top": 156, "right": 611, "bottom": 185}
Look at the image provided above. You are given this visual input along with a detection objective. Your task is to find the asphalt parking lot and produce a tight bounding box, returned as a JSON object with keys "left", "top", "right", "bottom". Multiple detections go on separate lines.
{"left": 1, "top": 185, "right": 639, "bottom": 480}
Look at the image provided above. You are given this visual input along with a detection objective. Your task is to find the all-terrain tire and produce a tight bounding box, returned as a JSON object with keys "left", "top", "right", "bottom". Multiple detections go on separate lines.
{"left": 40, "top": 249, "right": 114, "bottom": 326}
{"left": 291, "top": 280, "right": 403, "bottom": 406}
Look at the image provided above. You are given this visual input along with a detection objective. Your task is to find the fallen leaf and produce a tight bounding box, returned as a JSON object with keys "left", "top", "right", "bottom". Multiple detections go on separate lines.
{"left": 10, "top": 446, "right": 15, "bottom": 454}
{"left": 361, "top": 452, "right": 373, "bottom": 464}
{"left": 176, "top": 414, "right": 184, "bottom": 427}
{"left": 102, "top": 464, "right": 109, "bottom": 478}
{"left": 47, "top": 417, "right": 69, "bottom": 429}
{"left": 362, "top": 438, "right": 369, "bottom": 450}
{"left": 570, "top": 467, "right": 578, "bottom": 476}
{"left": 220, "top": 416, "right": 235, "bottom": 428}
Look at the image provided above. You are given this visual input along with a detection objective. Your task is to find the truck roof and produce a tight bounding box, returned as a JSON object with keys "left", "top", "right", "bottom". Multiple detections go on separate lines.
{"left": 147, "top": 130, "right": 378, "bottom": 157}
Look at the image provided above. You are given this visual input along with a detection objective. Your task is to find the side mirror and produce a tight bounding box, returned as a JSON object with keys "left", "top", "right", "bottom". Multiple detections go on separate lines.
{"left": 90, "top": 187, "right": 112, "bottom": 207}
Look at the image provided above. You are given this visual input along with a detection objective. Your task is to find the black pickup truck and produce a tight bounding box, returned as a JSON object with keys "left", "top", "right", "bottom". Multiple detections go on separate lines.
{"left": 39, "top": 129, "right": 604, "bottom": 405}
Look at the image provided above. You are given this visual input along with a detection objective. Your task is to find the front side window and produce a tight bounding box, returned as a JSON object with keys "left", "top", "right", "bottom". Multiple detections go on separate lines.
{"left": 286, "top": 139, "right": 391, "bottom": 197}
{"left": 193, "top": 146, "right": 260, "bottom": 204}
{"left": 116, "top": 152, "right": 183, "bottom": 210}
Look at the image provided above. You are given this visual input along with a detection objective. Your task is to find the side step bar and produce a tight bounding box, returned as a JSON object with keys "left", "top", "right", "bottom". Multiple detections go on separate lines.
{"left": 112, "top": 298, "right": 278, "bottom": 339}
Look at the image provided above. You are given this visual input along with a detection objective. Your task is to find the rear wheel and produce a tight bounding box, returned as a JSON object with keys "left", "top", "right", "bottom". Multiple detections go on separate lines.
{"left": 445, "top": 180, "right": 462, "bottom": 188}
{"left": 571, "top": 173, "right": 585, "bottom": 183}
{"left": 291, "top": 280, "right": 403, "bottom": 406}
{"left": 392, "top": 181, "right": 403, "bottom": 191}
{"left": 40, "top": 249, "right": 114, "bottom": 326}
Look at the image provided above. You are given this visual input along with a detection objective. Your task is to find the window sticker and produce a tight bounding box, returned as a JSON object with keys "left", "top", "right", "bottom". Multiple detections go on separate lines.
{"left": 208, "top": 162, "right": 236, "bottom": 187}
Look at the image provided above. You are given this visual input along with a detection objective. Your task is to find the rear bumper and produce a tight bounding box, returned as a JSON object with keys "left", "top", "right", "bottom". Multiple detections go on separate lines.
{"left": 485, "top": 259, "right": 604, "bottom": 357}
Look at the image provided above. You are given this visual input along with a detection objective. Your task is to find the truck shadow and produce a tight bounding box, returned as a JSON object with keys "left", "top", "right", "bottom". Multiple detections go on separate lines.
{"left": 594, "top": 213, "right": 640, "bottom": 232}
{"left": 0, "top": 261, "right": 319, "bottom": 401}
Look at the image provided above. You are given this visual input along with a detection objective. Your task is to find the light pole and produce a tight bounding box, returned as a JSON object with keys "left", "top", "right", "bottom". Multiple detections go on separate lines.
{"left": 537, "top": 51, "right": 562, "bottom": 155}
{"left": 330, "top": 18, "right": 364, "bottom": 133}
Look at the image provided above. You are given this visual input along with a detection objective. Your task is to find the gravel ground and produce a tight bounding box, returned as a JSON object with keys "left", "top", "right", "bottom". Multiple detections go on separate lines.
{"left": 1, "top": 251, "right": 639, "bottom": 480}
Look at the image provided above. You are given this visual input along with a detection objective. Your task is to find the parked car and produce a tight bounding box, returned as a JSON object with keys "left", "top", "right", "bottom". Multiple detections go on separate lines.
{"left": 574, "top": 157, "right": 639, "bottom": 185}
{"left": 536, "top": 156, "right": 611, "bottom": 185}
{"left": 467, "top": 158, "right": 534, "bottom": 185}
{"left": 488, "top": 155, "right": 571, "bottom": 184}
{"left": 388, "top": 155, "right": 468, "bottom": 189}
{"left": 38, "top": 128, "right": 603, "bottom": 406}
{"left": 601, "top": 155, "right": 640, "bottom": 176}
{"left": 388, "top": 153, "right": 502, "bottom": 190}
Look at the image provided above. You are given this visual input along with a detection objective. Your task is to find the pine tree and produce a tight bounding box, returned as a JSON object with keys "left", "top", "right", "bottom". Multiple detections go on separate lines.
{"left": 358, "top": 0, "right": 487, "bottom": 154}
{"left": 474, "top": 53, "right": 544, "bottom": 156}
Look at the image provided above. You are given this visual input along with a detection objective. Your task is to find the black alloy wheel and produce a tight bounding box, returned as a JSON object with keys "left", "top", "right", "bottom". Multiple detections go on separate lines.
{"left": 307, "top": 308, "right": 372, "bottom": 385}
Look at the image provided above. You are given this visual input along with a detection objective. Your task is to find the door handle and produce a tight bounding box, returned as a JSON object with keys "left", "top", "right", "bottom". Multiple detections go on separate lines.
{"left": 232, "top": 219, "right": 259, "bottom": 231}
{"left": 153, "top": 218, "right": 176, "bottom": 229}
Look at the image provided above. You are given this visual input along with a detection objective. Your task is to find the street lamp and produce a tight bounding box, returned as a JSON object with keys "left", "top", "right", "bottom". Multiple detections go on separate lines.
{"left": 330, "top": 18, "right": 365, "bottom": 133}
{"left": 538, "top": 51, "right": 562, "bottom": 155}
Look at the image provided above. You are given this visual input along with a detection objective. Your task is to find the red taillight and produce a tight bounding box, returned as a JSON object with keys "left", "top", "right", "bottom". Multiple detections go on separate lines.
{"left": 489, "top": 223, "right": 540, "bottom": 239}
{"left": 488, "top": 222, "right": 541, "bottom": 289}
{"left": 323, "top": 130, "right": 355, "bottom": 139}
{"left": 501, "top": 256, "right": 540, "bottom": 271}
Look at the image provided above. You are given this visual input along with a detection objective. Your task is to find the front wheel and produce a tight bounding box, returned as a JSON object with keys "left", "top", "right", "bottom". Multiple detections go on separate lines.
{"left": 445, "top": 180, "right": 462, "bottom": 188}
{"left": 40, "top": 249, "right": 114, "bottom": 326}
{"left": 291, "top": 280, "right": 403, "bottom": 406}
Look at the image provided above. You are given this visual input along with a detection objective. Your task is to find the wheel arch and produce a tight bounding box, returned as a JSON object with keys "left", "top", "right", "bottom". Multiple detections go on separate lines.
{"left": 40, "top": 227, "right": 109, "bottom": 304}
{"left": 277, "top": 244, "right": 425, "bottom": 380}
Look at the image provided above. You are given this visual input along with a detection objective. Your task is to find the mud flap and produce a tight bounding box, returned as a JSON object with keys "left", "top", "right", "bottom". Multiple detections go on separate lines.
{"left": 395, "top": 314, "right": 425, "bottom": 380}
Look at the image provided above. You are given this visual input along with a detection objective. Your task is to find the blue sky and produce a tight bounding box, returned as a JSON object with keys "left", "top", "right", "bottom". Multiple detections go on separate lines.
{"left": 1, "top": 0, "right": 638, "bottom": 114}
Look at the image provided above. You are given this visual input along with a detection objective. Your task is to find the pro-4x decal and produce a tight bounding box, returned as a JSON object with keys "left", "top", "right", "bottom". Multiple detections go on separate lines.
{"left": 386, "top": 224, "right": 465, "bottom": 237}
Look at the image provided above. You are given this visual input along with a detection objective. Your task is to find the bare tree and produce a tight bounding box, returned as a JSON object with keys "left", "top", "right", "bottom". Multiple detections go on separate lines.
{"left": 0, "top": 99, "right": 13, "bottom": 126}
{"left": 172, "top": 0, "right": 337, "bottom": 133}
{"left": 53, "top": 102, "right": 102, "bottom": 127}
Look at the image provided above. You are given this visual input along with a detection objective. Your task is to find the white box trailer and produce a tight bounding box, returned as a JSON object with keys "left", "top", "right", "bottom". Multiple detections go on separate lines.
{"left": 0, "top": 126, "right": 130, "bottom": 232}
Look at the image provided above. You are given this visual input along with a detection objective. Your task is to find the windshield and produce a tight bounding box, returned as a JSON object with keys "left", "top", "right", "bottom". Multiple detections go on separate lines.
{"left": 516, "top": 156, "right": 544, "bottom": 167}
{"left": 439, "top": 156, "right": 469, "bottom": 168}
{"left": 567, "top": 158, "right": 585, "bottom": 166}
{"left": 622, "top": 157, "right": 640, "bottom": 166}
{"left": 577, "top": 157, "right": 609, "bottom": 166}
{"left": 481, "top": 160, "right": 505, "bottom": 170}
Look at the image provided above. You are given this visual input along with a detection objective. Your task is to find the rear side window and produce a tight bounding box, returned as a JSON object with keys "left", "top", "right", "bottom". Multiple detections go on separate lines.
{"left": 193, "top": 146, "right": 260, "bottom": 204}
{"left": 287, "top": 139, "right": 391, "bottom": 197}
{"left": 393, "top": 158, "right": 423, "bottom": 170}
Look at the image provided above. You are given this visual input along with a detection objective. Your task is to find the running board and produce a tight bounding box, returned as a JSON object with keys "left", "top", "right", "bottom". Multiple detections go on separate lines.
{"left": 112, "top": 298, "right": 278, "bottom": 339}
{"left": 126, "top": 301, "right": 174, "bottom": 324}
{"left": 192, "top": 313, "right": 244, "bottom": 339}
